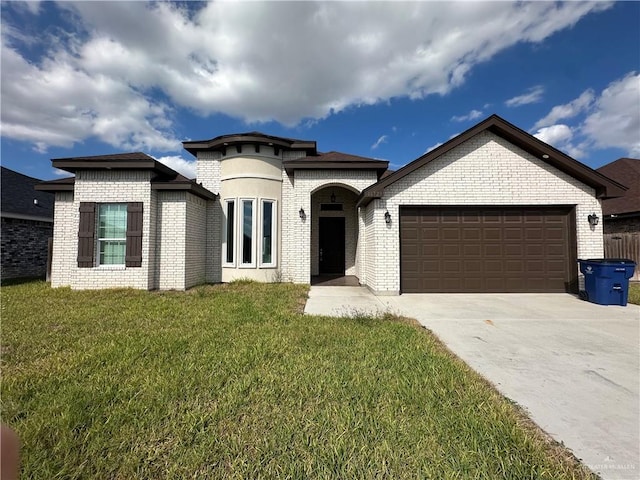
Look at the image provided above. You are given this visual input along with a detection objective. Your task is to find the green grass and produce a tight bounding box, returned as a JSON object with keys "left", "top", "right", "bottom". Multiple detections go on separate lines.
{"left": 2, "top": 281, "right": 594, "bottom": 479}
{"left": 628, "top": 283, "right": 640, "bottom": 305}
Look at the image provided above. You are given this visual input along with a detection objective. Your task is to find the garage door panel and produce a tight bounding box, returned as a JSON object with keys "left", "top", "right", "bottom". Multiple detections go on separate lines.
{"left": 400, "top": 206, "right": 575, "bottom": 293}
{"left": 463, "top": 244, "right": 482, "bottom": 256}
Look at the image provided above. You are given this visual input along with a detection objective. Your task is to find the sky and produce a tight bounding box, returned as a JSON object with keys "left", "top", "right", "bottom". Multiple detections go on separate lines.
{"left": 1, "top": 0, "right": 639, "bottom": 181}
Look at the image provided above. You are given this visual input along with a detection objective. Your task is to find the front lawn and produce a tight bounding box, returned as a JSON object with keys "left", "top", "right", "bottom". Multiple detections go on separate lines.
{"left": 628, "top": 282, "right": 640, "bottom": 305}
{"left": 2, "top": 281, "right": 594, "bottom": 479}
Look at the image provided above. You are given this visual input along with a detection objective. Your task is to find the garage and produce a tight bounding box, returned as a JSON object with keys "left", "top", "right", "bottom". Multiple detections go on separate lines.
{"left": 400, "top": 206, "right": 577, "bottom": 293}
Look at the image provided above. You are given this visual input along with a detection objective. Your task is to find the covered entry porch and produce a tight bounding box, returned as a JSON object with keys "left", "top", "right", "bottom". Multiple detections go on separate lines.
{"left": 310, "top": 184, "right": 360, "bottom": 284}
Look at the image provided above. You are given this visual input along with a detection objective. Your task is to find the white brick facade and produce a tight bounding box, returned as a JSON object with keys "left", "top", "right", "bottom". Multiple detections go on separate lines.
{"left": 48, "top": 123, "right": 612, "bottom": 294}
{"left": 51, "top": 171, "right": 214, "bottom": 291}
{"left": 51, "top": 170, "right": 155, "bottom": 289}
{"left": 361, "top": 131, "right": 603, "bottom": 294}
{"left": 281, "top": 169, "right": 378, "bottom": 283}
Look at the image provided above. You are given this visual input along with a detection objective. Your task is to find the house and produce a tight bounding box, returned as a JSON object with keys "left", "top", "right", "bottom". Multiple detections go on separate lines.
{"left": 36, "top": 114, "right": 626, "bottom": 294}
{"left": 596, "top": 157, "right": 639, "bottom": 280}
{"left": 1, "top": 166, "right": 54, "bottom": 281}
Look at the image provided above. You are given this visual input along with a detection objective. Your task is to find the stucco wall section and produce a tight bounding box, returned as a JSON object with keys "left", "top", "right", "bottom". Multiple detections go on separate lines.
{"left": 365, "top": 131, "right": 602, "bottom": 294}
{"left": 281, "top": 169, "right": 378, "bottom": 283}
{"left": 50, "top": 170, "right": 154, "bottom": 289}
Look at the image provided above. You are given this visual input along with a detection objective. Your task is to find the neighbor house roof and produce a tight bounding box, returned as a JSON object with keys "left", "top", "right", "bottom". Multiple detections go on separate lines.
{"left": 596, "top": 158, "right": 640, "bottom": 216}
{"left": 183, "top": 132, "right": 317, "bottom": 156}
{"left": 283, "top": 151, "right": 389, "bottom": 178}
{"left": 35, "top": 153, "right": 216, "bottom": 200}
{"left": 1, "top": 166, "right": 54, "bottom": 222}
{"left": 358, "top": 114, "right": 627, "bottom": 206}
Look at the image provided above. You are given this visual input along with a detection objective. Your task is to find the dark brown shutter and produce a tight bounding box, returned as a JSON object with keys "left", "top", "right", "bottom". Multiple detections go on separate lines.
{"left": 125, "top": 202, "right": 143, "bottom": 267}
{"left": 78, "top": 202, "right": 97, "bottom": 267}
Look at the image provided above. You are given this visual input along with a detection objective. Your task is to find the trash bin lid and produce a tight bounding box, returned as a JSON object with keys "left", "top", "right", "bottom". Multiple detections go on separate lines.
{"left": 578, "top": 258, "right": 636, "bottom": 265}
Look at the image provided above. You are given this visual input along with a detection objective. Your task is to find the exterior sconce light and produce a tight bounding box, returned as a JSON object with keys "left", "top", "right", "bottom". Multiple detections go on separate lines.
{"left": 299, "top": 208, "right": 306, "bottom": 220}
{"left": 331, "top": 192, "right": 336, "bottom": 203}
{"left": 384, "top": 210, "right": 391, "bottom": 224}
{"left": 587, "top": 213, "right": 599, "bottom": 226}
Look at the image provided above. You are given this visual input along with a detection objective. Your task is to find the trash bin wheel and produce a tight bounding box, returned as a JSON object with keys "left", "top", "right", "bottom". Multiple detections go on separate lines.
{"left": 579, "top": 290, "right": 589, "bottom": 301}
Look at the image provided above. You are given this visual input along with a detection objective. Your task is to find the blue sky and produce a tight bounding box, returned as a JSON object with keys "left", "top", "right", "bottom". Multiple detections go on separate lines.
{"left": 1, "top": 1, "right": 639, "bottom": 180}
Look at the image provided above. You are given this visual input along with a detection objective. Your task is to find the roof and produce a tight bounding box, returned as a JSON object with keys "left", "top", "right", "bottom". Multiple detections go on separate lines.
{"left": 596, "top": 158, "right": 640, "bottom": 216}
{"left": 35, "top": 153, "right": 217, "bottom": 201}
{"left": 1, "top": 166, "right": 54, "bottom": 221}
{"left": 358, "top": 114, "right": 627, "bottom": 206}
{"left": 50, "top": 152, "right": 177, "bottom": 176}
{"left": 183, "top": 132, "right": 317, "bottom": 156}
{"left": 283, "top": 150, "right": 389, "bottom": 177}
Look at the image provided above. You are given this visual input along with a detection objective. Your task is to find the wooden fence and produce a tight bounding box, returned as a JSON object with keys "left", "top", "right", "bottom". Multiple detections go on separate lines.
{"left": 604, "top": 232, "right": 640, "bottom": 281}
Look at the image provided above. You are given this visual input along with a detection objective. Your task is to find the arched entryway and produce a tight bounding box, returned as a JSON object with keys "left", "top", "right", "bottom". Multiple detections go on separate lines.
{"left": 310, "top": 185, "right": 360, "bottom": 285}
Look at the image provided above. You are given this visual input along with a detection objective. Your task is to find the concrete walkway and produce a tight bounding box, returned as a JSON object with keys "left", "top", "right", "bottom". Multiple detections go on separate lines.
{"left": 304, "top": 287, "right": 640, "bottom": 480}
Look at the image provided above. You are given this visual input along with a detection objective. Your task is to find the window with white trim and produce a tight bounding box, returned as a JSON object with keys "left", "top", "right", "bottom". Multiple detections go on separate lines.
{"left": 260, "top": 200, "right": 276, "bottom": 267}
{"left": 240, "top": 198, "right": 256, "bottom": 267}
{"left": 97, "top": 203, "right": 127, "bottom": 265}
{"left": 223, "top": 199, "right": 236, "bottom": 266}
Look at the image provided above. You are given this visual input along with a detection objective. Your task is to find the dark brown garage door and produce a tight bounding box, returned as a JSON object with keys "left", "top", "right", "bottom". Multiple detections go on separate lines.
{"left": 400, "top": 206, "right": 577, "bottom": 293}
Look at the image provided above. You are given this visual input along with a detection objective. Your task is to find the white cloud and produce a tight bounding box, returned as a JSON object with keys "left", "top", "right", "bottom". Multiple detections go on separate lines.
{"left": 533, "top": 89, "right": 595, "bottom": 129}
{"left": 425, "top": 142, "right": 443, "bottom": 154}
{"left": 371, "top": 135, "right": 388, "bottom": 150}
{"left": 533, "top": 124, "right": 573, "bottom": 145}
{"left": 451, "top": 109, "right": 483, "bottom": 122}
{"left": 505, "top": 85, "right": 545, "bottom": 107}
{"left": 582, "top": 72, "right": 640, "bottom": 156}
{"left": 155, "top": 155, "right": 197, "bottom": 179}
{"left": 1, "top": 1, "right": 612, "bottom": 153}
{"left": 531, "top": 71, "right": 640, "bottom": 158}
{"left": 533, "top": 124, "right": 587, "bottom": 159}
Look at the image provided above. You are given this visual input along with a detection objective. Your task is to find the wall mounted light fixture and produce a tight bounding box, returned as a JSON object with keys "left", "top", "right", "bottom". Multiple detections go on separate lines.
{"left": 299, "top": 208, "right": 306, "bottom": 220}
{"left": 384, "top": 210, "right": 391, "bottom": 224}
{"left": 330, "top": 191, "right": 336, "bottom": 203}
{"left": 587, "top": 213, "right": 599, "bottom": 226}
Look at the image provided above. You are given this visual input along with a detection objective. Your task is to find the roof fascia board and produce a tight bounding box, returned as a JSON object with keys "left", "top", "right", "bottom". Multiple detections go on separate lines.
{"left": 35, "top": 182, "right": 75, "bottom": 192}
{"left": 151, "top": 182, "right": 217, "bottom": 200}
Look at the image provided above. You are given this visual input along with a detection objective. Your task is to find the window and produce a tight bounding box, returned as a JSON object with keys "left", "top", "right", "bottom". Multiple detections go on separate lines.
{"left": 241, "top": 199, "right": 255, "bottom": 266}
{"left": 320, "top": 203, "right": 343, "bottom": 211}
{"left": 224, "top": 200, "right": 236, "bottom": 265}
{"left": 222, "top": 197, "right": 275, "bottom": 269}
{"left": 260, "top": 200, "right": 276, "bottom": 266}
{"left": 77, "top": 202, "right": 142, "bottom": 268}
{"left": 98, "top": 204, "right": 127, "bottom": 265}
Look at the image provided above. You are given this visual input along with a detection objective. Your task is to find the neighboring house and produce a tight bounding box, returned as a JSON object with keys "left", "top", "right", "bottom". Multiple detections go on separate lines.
{"left": 1, "top": 166, "right": 54, "bottom": 280}
{"left": 596, "top": 158, "right": 639, "bottom": 280}
{"left": 37, "top": 114, "right": 625, "bottom": 294}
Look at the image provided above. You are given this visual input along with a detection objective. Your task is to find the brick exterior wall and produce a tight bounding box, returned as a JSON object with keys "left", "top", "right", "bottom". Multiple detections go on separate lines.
{"left": 51, "top": 171, "right": 155, "bottom": 289}
{"left": 156, "top": 191, "right": 186, "bottom": 290}
{"left": 362, "top": 131, "right": 603, "bottom": 294}
{"left": 185, "top": 193, "right": 207, "bottom": 288}
{"left": 281, "top": 169, "right": 379, "bottom": 283}
{"left": 1, "top": 217, "right": 53, "bottom": 280}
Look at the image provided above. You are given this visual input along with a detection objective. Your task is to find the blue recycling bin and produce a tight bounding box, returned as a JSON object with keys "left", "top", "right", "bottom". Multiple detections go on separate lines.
{"left": 578, "top": 259, "right": 636, "bottom": 306}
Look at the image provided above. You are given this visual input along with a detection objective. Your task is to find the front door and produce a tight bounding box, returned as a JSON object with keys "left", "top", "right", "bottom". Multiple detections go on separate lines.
{"left": 319, "top": 217, "right": 345, "bottom": 275}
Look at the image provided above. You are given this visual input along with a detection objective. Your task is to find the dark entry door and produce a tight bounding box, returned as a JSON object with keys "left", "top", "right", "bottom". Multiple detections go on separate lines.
{"left": 319, "top": 217, "right": 345, "bottom": 274}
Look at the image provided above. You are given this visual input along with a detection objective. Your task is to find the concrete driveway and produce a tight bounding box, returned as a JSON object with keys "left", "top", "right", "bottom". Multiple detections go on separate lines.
{"left": 305, "top": 288, "right": 640, "bottom": 480}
